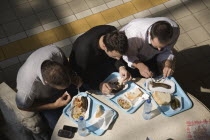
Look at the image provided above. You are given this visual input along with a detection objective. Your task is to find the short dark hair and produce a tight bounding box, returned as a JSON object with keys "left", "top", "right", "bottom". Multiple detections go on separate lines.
{"left": 150, "top": 21, "right": 173, "bottom": 44}
{"left": 41, "top": 60, "right": 70, "bottom": 88}
{"left": 103, "top": 30, "right": 128, "bottom": 55}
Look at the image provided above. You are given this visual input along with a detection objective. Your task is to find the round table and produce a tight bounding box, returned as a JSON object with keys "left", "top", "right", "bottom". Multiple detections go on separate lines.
{"left": 51, "top": 79, "right": 210, "bottom": 140}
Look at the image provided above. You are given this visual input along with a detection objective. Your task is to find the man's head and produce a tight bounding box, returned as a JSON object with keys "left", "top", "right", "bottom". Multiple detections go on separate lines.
{"left": 150, "top": 21, "right": 173, "bottom": 50}
{"left": 41, "top": 60, "right": 70, "bottom": 90}
{"left": 102, "top": 31, "right": 128, "bottom": 60}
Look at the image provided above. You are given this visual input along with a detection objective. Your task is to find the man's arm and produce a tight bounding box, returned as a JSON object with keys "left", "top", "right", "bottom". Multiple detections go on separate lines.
{"left": 17, "top": 92, "right": 71, "bottom": 112}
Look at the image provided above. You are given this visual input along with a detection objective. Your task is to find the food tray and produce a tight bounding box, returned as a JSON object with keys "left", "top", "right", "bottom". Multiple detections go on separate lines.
{"left": 102, "top": 72, "right": 149, "bottom": 114}
{"left": 145, "top": 77, "right": 193, "bottom": 117}
{"left": 63, "top": 92, "right": 118, "bottom": 136}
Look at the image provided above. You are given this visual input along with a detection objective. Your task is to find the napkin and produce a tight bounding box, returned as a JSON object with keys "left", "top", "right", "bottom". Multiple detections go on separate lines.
{"left": 89, "top": 110, "right": 115, "bottom": 130}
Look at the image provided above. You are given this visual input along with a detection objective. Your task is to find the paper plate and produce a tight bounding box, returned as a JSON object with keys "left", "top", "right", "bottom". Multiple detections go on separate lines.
{"left": 145, "top": 78, "right": 175, "bottom": 94}
{"left": 117, "top": 96, "right": 133, "bottom": 110}
{"left": 69, "top": 95, "right": 91, "bottom": 121}
{"left": 169, "top": 96, "right": 183, "bottom": 111}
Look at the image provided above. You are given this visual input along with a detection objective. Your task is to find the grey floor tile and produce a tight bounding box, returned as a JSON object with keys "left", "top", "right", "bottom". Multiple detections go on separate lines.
{"left": 14, "top": 2, "right": 34, "bottom": 18}
{"left": 3, "top": 63, "right": 21, "bottom": 83}
{"left": 0, "top": 38, "right": 9, "bottom": 46}
{"left": 149, "top": 4, "right": 166, "bottom": 14}
{"left": 20, "top": 14, "right": 41, "bottom": 30}
{"left": 3, "top": 20, "right": 24, "bottom": 36}
{"left": 204, "top": 22, "right": 210, "bottom": 34}
{"left": 29, "top": 0, "right": 50, "bottom": 13}
{"left": 0, "top": 26, "right": 6, "bottom": 39}
{"left": 9, "top": 0, "right": 28, "bottom": 6}
{"left": 68, "top": 0, "right": 89, "bottom": 14}
{"left": 175, "top": 33, "right": 195, "bottom": 51}
{"left": 48, "top": 0, "right": 66, "bottom": 7}
{"left": 18, "top": 51, "right": 33, "bottom": 62}
{"left": 103, "top": 0, "right": 113, "bottom": 2}
{"left": 118, "top": 15, "right": 134, "bottom": 26}
{"left": 168, "top": 2, "right": 191, "bottom": 20}
{"left": 85, "top": 0, "right": 105, "bottom": 8}
{"left": 151, "top": 9, "right": 175, "bottom": 20}
{"left": 26, "top": 26, "right": 44, "bottom": 36}
{"left": 75, "top": 9, "right": 92, "bottom": 19}
{"left": 187, "top": 27, "right": 210, "bottom": 44}
{"left": 0, "top": 9, "right": 17, "bottom": 24}
{"left": 194, "top": 9, "right": 210, "bottom": 25}
{"left": 106, "top": 0, "right": 123, "bottom": 8}
{"left": 177, "top": 15, "right": 200, "bottom": 31}
{"left": 91, "top": 4, "right": 108, "bottom": 14}
{"left": 0, "top": 57, "right": 19, "bottom": 69}
{"left": 202, "top": 0, "right": 210, "bottom": 8}
{"left": 53, "top": 3, "right": 74, "bottom": 19}
{"left": 0, "top": 0, "right": 11, "bottom": 11}
{"left": 8, "top": 32, "right": 27, "bottom": 42}
{"left": 37, "top": 9, "right": 57, "bottom": 25}
{"left": 0, "top": 70, "right": 6, "bottom": 84}
{"left": 182, "top": 0, "right": 207, "bottom": 13}
{"left": 133, "top": 10, "right": 152, "bottom": 19}
{"left": 164, "top": 0, "right": 182, "bottom": 8}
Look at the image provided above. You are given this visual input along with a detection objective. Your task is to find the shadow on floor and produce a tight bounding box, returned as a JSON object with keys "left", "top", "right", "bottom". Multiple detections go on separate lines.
{"left": 173, "top": 45, "right": 210, "bottom": 109}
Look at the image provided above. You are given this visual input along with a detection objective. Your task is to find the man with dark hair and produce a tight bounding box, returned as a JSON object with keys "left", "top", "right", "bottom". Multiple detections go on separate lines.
{"left": 16, "top": 45, "right": 82, "bottom": 130}
{"left": 120, "top": 17, "right": 180, "bottom": 78}
{"left": 69, "top": 25, "right": 132, "bottom": 95}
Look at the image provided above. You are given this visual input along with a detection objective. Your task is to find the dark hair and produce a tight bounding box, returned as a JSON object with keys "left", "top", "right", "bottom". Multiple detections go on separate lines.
{"left": 103, "top": 30, "right": 128, "bottom": 55}
{"left": 41, "top": 60, "right": 70, "bottom": 88}
{"left": 150, "top": 21, "right": 173, "bottom": 44}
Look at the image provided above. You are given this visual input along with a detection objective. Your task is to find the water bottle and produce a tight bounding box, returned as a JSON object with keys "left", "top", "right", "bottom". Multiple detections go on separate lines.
{"left": 142, "top": 99, "right": 152, "bottom": 120}
{"left": 78, "top": 116, "right": 89, "bottom": 136}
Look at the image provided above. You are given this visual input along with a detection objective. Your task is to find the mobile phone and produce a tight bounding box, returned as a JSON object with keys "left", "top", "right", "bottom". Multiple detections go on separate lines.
{"left": 63, "top": 125, "right": 78, "bottom": 133}
{"left": 58, "top": 129, "right": 74, "bottom": 139}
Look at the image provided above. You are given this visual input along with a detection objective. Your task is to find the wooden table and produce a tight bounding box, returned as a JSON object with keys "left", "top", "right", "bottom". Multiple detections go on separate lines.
{"left": 51, "top": 79, "right": 210, "bottom": 140}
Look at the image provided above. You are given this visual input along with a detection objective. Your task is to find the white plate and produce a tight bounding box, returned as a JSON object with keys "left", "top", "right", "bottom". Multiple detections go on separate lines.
{"left": 169, "top": 96, "right": 182, "bottom": 111}
{"left": 145, "top": 78, "right": 175, "bottom": 94}
{"left": 70, "top": 95, "right": 91, "bottom": 121}
{"left": 117, "top": 96, "right": 133, "bottom": 110}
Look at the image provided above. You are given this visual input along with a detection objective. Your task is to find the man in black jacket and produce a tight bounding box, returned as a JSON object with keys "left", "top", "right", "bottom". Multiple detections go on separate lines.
{"left": 69, "top": 25, "right": 132, "bottom": 95}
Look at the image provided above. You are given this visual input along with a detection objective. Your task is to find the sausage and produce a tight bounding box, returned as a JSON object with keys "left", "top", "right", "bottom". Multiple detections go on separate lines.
{"left": 150, "top": 81, "right": 171, "bottom": 89}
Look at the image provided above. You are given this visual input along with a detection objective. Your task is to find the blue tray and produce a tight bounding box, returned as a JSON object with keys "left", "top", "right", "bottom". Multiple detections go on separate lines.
{"left": 102, "top": 72, "right": 149, "bottom": 114}
{"left": 145, "top": 77, "right": 193, "bottom": 117}
{"left": 63, "top": 92, "right": 118, "bottom": 136}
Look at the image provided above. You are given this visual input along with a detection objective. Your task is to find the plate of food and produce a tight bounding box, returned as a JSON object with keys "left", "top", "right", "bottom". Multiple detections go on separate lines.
{"left": 104, "top": 76, "right": 128, "bottom": 98}
{"left": 124, "top": 87, "right": 149, "bottom": 107}
{"left": 102, "top": 72, "right": 150, "bottom": 114}
{"left": 145, "top": 78, "right": 175, "bottom": 94}
{"left": 117, "top": 96, "right": 133, "bottom": 110}
{"left": 70, "top": 95, "right": 91, "bottom": 121}
{"left": 63, "top": 92, "right": 118, "bottom": 136}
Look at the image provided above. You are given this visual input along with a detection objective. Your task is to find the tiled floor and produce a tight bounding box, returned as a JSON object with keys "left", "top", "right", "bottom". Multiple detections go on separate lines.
{"left": 0, "top": 0, "right": 210, "bottom": 108}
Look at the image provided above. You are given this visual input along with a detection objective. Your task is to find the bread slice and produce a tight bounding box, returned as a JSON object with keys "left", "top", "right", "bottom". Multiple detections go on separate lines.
{"left": 95, "top": 105, "right": 104, "bottom": 118}
{"left": 152, "top": 91, "right": 171, "bottom": 105}
{"left": 125, "top": 88, "right": 143, "bottom": 100}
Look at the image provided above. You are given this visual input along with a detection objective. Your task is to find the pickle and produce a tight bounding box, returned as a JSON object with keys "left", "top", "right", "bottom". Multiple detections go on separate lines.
{"left": 170, "top": 98, "right": 180, "bottom": 110}
{"left": 150, "top": 81, "right": 171, "bottom": 89}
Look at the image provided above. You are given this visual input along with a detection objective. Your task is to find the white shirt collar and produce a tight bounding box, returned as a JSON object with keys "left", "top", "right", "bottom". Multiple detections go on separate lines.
{"left": 147, "top": 26, "right": 152, "bottom": 44}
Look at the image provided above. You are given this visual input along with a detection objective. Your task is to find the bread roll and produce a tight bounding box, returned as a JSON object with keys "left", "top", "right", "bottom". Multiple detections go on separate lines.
{"left": 125, "top": 88, "right": 143, "bottom": 100}
{"left": 95, "top": 105, "right": 104, "bottom": 118}
{"left": 152, "top": 91, "right": 171, "bottom": 105}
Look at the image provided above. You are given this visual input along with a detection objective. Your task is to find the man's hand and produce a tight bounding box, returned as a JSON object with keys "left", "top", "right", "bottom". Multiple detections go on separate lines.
{"left": 163, "top": 60, "right": 174, "bottom": 78}
{"left": 54, "top": 92, "right": 71, "bottom": 108}
{"left": 99, "top": 82, "right": 112, "bottom": 95}
{"left": 119, "top": 66, "right": 132, "bottom": 83}
{"left": 136, "top": 62, "right": 153, "bottom": 78}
